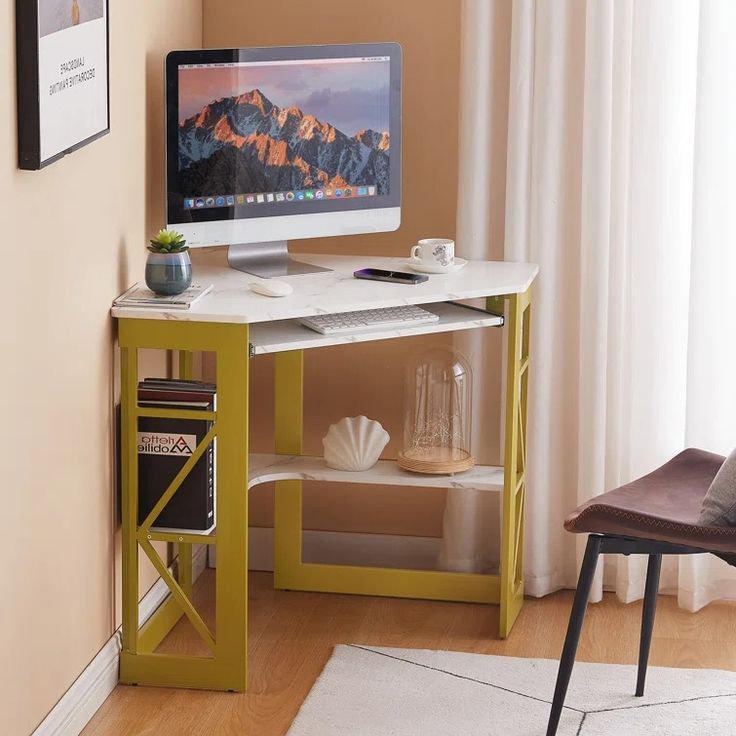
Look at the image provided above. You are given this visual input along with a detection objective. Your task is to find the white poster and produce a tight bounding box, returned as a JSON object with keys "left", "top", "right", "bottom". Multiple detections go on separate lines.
{"left": 36, "top": 0, "right": 109, "bottom": 163}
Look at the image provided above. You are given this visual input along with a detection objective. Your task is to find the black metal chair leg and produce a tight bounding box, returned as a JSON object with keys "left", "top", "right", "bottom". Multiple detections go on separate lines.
{"left": 546, "top": 535, "right": 602, "bottom": 736}
{"left": 635, "top": 553, "right": 662, "bottom": 696}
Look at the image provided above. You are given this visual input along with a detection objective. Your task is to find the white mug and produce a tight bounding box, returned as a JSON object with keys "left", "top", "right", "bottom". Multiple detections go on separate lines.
{"left": 410, "top": 238, "right": 455, "bottom": 269}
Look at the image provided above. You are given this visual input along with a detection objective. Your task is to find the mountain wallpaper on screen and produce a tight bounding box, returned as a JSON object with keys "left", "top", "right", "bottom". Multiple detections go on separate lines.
{"left": 179, "top": 89, "right": 390, "bottom": 196}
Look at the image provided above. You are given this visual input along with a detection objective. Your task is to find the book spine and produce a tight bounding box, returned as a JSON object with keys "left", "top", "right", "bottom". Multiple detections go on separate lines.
{"left": 140, "top": 378, "right": 217, "bottom": 392}
{"left": 207, "top": 418, "right": 215, "bottom": 527}
{"left": 138, "top": 389, "right": 217, "bottom": 403}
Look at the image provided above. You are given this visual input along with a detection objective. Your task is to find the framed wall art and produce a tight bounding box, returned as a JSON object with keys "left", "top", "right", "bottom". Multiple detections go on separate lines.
{"left": 16, "top": 0, "right": 110, "bottom": 170}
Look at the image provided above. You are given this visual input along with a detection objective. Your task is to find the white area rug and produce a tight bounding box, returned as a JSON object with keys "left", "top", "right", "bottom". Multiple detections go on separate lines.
{"left": 287, "top": 645, "right": 736, "bottom": 735}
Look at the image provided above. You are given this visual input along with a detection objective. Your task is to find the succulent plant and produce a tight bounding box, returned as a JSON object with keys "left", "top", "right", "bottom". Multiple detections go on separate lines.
{"left": 148, "top": 229, "right": 188, "bottom": 254}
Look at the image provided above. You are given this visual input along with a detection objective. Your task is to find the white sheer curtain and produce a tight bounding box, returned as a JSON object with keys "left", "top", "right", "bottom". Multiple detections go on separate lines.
{"left": 438, "top": 0, "right": 510, "bottom": 575}
{"left": 442, "top": 0, "right": 736, "bottom": 610}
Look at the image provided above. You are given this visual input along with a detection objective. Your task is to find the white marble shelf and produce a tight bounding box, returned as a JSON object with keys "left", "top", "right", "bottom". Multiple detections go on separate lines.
{"left": 248, "top": 302, "right": 503, "bottom": 355}
{"left": 247, "top": 453, "right": 505, "bottom": 492}
{"left": 111, "top": 254, "right": 538, "bottom": 325}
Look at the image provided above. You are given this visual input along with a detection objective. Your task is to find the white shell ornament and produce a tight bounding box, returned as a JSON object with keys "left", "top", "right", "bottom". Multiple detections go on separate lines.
{"left": 322, "top": 416, "right": 390, "bottom": 471}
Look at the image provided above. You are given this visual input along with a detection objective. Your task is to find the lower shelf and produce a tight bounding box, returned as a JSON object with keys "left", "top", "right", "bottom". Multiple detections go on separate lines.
{"left": 247, "top": 453, "right": 504, "bottom": 492}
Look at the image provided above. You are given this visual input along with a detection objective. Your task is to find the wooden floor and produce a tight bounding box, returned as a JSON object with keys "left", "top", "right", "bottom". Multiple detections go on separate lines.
{"left": 83, "top": 570, "right": 736, "bottom": 735}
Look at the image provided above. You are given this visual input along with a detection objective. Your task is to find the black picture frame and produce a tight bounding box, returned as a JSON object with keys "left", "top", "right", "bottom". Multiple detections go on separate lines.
{"left": 16, "top": 0, "right": 110, "bottom": 170}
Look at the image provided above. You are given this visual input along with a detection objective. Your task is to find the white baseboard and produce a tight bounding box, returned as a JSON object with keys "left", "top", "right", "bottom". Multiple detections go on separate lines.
{"left": 36, "top": 531, "right": 442, "bottom": 736}
{"left": 32, "top": 546, "right": 208, "bottom": 736}
{"left": 31, "top": 632, "right": 122, "bottom": 736}
{"left": 208, "top": 527, "right": 443, "bottom": 572}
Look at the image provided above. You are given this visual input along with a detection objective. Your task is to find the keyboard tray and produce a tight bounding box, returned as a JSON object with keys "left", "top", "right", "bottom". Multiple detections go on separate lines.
{"left": 248, "top": 301, "right": 503, "bottom": 355}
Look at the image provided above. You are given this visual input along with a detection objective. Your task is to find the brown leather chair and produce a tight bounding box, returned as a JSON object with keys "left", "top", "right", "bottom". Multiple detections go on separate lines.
{"left": 546, "top": 448, "right": 733, "bottom": 736}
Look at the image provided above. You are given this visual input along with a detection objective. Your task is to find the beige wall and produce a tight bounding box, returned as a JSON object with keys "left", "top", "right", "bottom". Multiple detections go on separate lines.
{"left": 202, "top": 0, "right": 464, "bottom": 537}
{"left": 0, "top": 3, "right": 202, "bottom": 735}
{"left": 0, "top": 2, "right": 499, "bottom": 732}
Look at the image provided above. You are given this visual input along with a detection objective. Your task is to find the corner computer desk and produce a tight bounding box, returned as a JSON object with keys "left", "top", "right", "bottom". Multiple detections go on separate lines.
{"left": 111, "top": 253, "right": 538, "bottom": 691}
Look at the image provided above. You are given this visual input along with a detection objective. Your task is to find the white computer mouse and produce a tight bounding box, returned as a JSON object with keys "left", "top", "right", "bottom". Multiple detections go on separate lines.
{"left": 249, "top": 280, "right": 294, "bottom": 298}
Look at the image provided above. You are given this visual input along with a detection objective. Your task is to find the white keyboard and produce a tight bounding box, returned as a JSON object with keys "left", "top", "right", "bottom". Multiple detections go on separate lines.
{"left": 299, "top": 304, "right": 440, "bottom": 335}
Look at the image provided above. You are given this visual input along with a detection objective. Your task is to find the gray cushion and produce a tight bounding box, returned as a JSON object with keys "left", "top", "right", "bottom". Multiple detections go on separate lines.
{"left": 699, "top": 448, "right": 736, "bottom": 526}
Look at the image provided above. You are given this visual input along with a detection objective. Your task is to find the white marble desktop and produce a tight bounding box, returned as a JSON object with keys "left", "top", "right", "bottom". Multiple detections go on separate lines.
{"left": 111, "top": 254, "right": 539, "bottom": 325}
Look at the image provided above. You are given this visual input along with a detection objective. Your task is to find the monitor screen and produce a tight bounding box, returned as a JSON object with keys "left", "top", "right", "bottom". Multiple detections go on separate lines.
{"left": 166, "top": 44, "right": 401, "bottom": 232}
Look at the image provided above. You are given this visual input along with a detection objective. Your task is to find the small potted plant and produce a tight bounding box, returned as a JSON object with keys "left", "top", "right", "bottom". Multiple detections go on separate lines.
{"left": 145, "top": 229, "right": 192, "bottom": 295}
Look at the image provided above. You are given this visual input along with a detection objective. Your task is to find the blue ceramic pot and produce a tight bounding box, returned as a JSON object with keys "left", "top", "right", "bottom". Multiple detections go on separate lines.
{"left": 145, "top": 251, "right": 192, "bottom": 295}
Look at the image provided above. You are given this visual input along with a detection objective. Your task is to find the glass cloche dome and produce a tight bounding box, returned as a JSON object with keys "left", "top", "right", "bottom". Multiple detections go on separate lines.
{"left": 397, "top": 347, "right": 474, "bottom": 474}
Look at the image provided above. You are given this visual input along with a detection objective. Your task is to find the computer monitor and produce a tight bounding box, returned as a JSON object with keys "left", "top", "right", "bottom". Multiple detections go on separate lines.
{"left": 166, "top": 43, "right": 402, "bottom": 277}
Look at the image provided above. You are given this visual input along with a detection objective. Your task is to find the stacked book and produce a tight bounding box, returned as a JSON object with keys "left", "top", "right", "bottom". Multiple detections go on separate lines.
{"left": 114, "top": 283, "right": 213, "bottom": 310}
{"left": 137, "top": 378, "right": 216, "bottom": 534}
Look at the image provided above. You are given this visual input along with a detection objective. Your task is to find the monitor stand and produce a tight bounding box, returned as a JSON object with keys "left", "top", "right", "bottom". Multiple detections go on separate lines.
{"left": 227, "top": 241, "right": 332, "bottom": 278}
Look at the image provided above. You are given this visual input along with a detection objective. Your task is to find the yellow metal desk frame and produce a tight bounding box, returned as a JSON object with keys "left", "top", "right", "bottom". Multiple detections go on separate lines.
{"left": 116, "top": 264, "right": 532, "bottom": 691}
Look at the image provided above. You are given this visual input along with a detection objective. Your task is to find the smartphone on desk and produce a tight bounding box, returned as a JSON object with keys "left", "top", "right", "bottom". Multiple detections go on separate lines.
{"left": 354, "top": 268, "right": 428, "bottom": 285}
